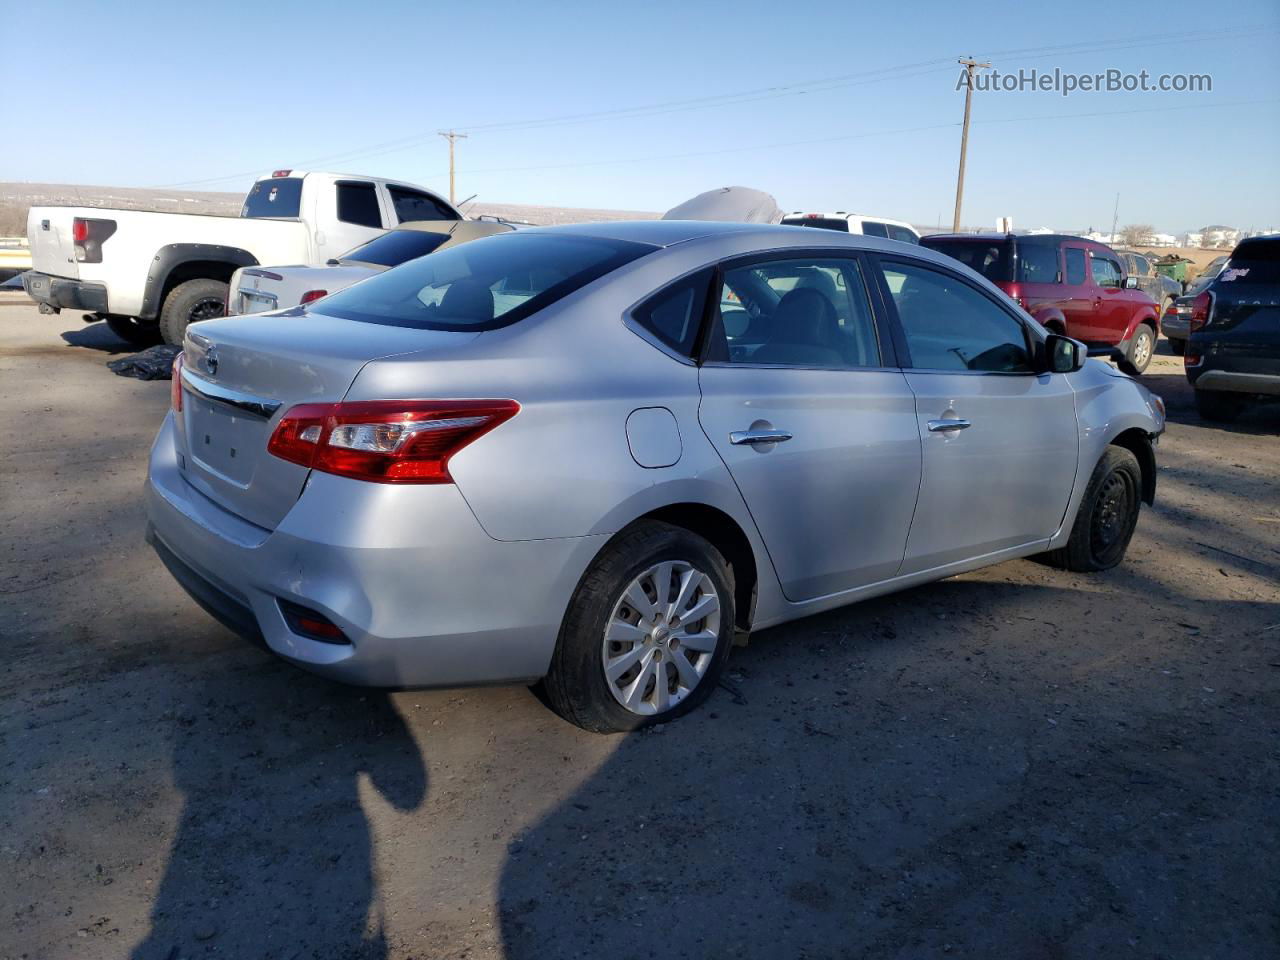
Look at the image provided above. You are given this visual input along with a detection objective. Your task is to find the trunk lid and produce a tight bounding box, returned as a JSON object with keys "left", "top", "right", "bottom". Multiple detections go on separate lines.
{"left": 233, "top": 264, "right": 377, "bottom": 315}
{"left": 26, "top": 207, "right": 79, "bottom": 279}
{"left": 176, "top": 311, "right": 481, "bottom": 529}
{"left": 1206, "top": 249, "right": 1280, "bottom": 373}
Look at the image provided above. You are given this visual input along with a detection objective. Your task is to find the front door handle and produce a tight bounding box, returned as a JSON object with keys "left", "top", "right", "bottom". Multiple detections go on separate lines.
{"left": 927, "top": 418, "right": 971, "bottom": 433}
{"left": 730, "top": 428, "right": 793, "bottom": 446}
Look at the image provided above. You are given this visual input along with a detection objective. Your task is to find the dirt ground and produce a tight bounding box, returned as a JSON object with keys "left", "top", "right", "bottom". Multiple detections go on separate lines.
{"left": 1, "top": 299, "right": 1277, "bottom": 960}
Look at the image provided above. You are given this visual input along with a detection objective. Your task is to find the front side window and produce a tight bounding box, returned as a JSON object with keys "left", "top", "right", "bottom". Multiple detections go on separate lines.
{"left": 1091, "top": 254, "right": 1123, "bottom": 289}
{"left": 706, "top": 257, "right": 880, "bottom": 368}
{"left": 316, "top": 233, "right": 652, "bottom": 331}
{"left": 1016, "top": 241, "right": 1060, "bottom": 283}
{"left": 1065, "top": 247, "right": 1087, "bottom": 285}
{"left": 1132, "top": 254, "right": 1151, "bottom": 276}
{"left": 879, "top": 260, "right": 1032, "bottom": 373}
{"left": 388, "top": 186, "right": 458, "bottom": 223}
{"left": 336, "top": 181, "right": 382, "bottom": 228}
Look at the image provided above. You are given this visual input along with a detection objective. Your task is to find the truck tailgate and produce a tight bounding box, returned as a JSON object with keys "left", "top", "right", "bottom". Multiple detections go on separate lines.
{"left": 27, "top": 208, "right": 79, "bottom": 279}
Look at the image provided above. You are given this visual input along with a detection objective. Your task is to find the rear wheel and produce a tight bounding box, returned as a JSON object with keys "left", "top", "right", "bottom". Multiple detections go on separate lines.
{"left": 1126, "top": 323, "right": 1155, "bottom": 373}
{"left": 1195, "top": 389, "right": 1245, "bottom": 423}
{"left": 105, "top": 315, "right": 162, "bottom": 347}
{"left": 1040, "top": 447, "right": 1142, "bottom": 572}
{"left": 1167, "top": 337, "right": 1186, "bottom": 356}
{"left": 159, "top": 278, "right": 227, "bottom": 346}
{"left": 543, "top": 521, "right": 735, "bottom": 733}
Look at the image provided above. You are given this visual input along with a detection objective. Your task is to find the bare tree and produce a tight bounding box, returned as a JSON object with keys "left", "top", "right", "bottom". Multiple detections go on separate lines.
{"left": 1118, "top": 224, "right": 1156, "bottom": 247}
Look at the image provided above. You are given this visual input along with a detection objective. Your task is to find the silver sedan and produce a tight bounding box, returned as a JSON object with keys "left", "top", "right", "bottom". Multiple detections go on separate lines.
{"left": 146, "top": 221, "right": 1165, "bottom": 732}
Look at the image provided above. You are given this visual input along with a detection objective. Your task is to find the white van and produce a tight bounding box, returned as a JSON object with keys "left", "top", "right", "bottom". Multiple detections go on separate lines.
{"left": 781, "top": 212, "right": 920, "bottom": 244}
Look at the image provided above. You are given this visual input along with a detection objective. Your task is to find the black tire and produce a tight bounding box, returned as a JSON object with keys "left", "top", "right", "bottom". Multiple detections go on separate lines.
{"left": 1195, "top": 389, "right": 1245, "bottom": 423}
{"left": 1126, "top": 323, "right": 1155, "bottom": 374}
{"left": 1168, "top": 337, "right": 1186, "bottom": 356}
{"left": 1040, "top": 447, "right": 1142, "bottom": 572}
{"left": 159, "top": 278, "right": 227, "bottom": 346}
{"left": 105, "top": 315, "right": 162, "bottom": 347}
{"left": 543, "top": 520, "right": 735, "bottom": 733}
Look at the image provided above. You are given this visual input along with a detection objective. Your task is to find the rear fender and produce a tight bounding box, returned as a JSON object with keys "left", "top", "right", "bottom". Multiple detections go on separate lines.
{"left": 140, "top": 244, "right": 259, "bottom": 319}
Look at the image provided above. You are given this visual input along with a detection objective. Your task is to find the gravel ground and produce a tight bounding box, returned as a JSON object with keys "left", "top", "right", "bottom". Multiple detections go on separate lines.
{"left": 1, "top": 300, "right": 1277, "bottom": 960}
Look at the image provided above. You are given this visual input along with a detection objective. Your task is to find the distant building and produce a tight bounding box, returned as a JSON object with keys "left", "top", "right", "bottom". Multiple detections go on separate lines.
{"left": 1182, "top": 232, "right": 1203, "bottom": 247}
{"left": 1200, "top": 225, "right": 1239, "bottom": 249}
{"left": 1027, "top": 226, "right": 1055, "bottom": 235}
{"left": 1150, "top": 232, "right": 1178, "bottom": 246}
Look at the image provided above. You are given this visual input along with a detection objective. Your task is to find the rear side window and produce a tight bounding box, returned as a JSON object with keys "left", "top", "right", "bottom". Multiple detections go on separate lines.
{"left": 336, "top": 181, "right": 382, "bottom": 228}
{"left": 1065, "top": 247, "right": 1087, "bottom": 285}
{"left": 388, "top": 186, "right": 458, "bottom": 223}
{"left": 242, "top": 178, "right": 303, "bottom": 218}
{"left": 316, "top": 233, "right": 653, "bottom": 331}
{"left": 860, "top": 221, "right": 890, "bottom": 238}
{"left": 339, "top": 229, "right": 451, "bottom": 267}
{"left": 879, "top": 260, "right": 1031, "bottom": 373}
{"left": 888, "top": 225, "right": 919, "bottom": 244}
{"left": 921, "top": 238, "right": 1014, "bottom": 283}
{"left": 631, "top": 272, "right": 710, "bottom": 358}
{"left": 1016, "top": 242, "right": 1060, "bottom": 283}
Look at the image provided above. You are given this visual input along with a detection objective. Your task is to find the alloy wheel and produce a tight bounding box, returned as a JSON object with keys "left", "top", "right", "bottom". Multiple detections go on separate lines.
{"left": 189, "top": 297, "right": 226, "bottom": 323}
{"left": 601, "top": 561, "right": 721, "bottom": 716}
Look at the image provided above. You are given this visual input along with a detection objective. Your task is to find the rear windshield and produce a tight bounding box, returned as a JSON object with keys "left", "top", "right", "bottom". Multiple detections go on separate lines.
{"left": 782, "top": 217, "right": 850, "bottom": 232}
{"left": 339, "top": 229, "right": 451, "bottom": 267}
{"left": 315, "top": 233, "right": 653, "bottom": 331}
{"left": 921, "top": 238, "right": 1015, "bottom": 283}
{"left": 242, "top": 178, "right": 303, "bottom": 218}
{"left": 1215, "top": 258, "right": 1280, "bottom": 286}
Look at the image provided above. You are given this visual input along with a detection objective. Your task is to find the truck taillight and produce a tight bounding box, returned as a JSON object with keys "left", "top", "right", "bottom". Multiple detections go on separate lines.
{"left": 272, "top": 169, "right": 292, "bottom": 178}
{"left": 299, "top": 289, "right": 329, "bottom": 305}
{"left": 1188, "top": 291, "right": 1213, "bottom": 332}
{"left": 72, "top": 217, "right": 117, "bottom": 263}
{"left": 267, "top": 399, "right": 519, "bottom": 484}
{"left": 171, "top": 352, "right": 185, "bottom": 412}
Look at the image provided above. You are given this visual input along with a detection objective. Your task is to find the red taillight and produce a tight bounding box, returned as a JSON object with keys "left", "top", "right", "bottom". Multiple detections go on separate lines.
{"left": 1189, "top": 291, "right": 1213, "bottom": 332}
{"left": 299, "top": 289, "right": 328, "bottom": 305}
{"left": 266, "top": 399, "right": 519, "bottom": 484}
{"left": 71, "top": 217, "right": 117, "bottom": 263}
{"left": 72, "top": 218, "right": 89, "bottom": 245}
{"left": 171, "top": 352, "right": 185, "bottom": 412}
{"left": 272, "top": 169, "right": 292, "bottom": 178}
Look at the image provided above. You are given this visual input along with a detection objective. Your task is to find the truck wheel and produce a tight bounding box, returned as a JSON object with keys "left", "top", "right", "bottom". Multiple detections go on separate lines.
{"left": 159, "top": 279, "right": 227, "bottom": 345}
{"left": 1167, "top": 337, "right": 1186, "bottom": 356}
{"left": 1195, "top": 390, "right": 1245, "bottom": 423}
{"left": 1126, "top": 323, "right": 1155, "bottom": 373}
{"left": 1039, "top": 446, "right": 1142, "bottom": 572}
{"left": 105, "top": 315, "right": 162, "bottom": 347}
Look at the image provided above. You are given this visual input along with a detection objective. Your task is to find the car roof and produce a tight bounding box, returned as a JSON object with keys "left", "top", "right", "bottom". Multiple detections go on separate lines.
{"left": 520, "top": 219, "right": 785, "bottom": 247}
{"left": 923, "top": 232, "right": 1107, "bottom": 247}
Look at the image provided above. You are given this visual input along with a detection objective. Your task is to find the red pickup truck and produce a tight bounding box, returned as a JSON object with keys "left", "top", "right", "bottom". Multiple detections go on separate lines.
{"left": 921, "top": 233, "right": 1161, "bottom": 372}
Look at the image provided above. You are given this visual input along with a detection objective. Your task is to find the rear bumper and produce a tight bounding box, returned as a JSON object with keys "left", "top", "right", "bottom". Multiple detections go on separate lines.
{"left": 1189, "top": 369, "right": 1280, "bottom": 396}
{"left": 145, "top": 413, "right": 605, "bottom": 688}
{"left": 21, "top": 271, "right": 108, "bottom": 314}
{"left": 1161, "top": 314, "right": 1190, "bottom": 340}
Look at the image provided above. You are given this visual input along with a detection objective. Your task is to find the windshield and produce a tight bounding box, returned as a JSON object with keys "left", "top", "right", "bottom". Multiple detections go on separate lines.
{"left": 315, "top": 233, "right": 653, "bottom": 331}
{"left": 242, "top": 178, "right": 303, "bottom": 218}
{"left": 339, "top": 230, "right": 452, "bottom": 267}
{"left": 920, "top": 238, "right": 1015, "bottom": 283}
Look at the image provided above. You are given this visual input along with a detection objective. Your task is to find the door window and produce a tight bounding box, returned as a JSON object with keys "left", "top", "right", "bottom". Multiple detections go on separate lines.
{"left": 335, "top": 181, "right": 382, "bottom": 228}
{"left": 860, "top": 221, "right": 890, "bottom": 238}
{"left": 888, "top": 225, "right": 919, "bottom": 244}
{"left": 1132, "top": 254, "right": 1150, "bottom": 276}
{"left": 388, "top": 186, "right": 458, "bottom": 223}
{"left": 1091, "top": 254, "right": 1123, "bottom": 289}
{"left": 707, "top": 257, "right": 880, "bottom": 368}
{"left": 879, "top": 260, "right": 1032, "bottom": 373}
{"left": 1065, "top": 247, "right": 1087, "bottom": 285}
{"left": 1016, "top": 241, "right": 1060, "bottom": 283}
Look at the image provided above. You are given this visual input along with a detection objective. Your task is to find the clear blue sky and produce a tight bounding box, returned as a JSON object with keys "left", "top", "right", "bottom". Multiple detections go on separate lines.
{"left": 6, "top": 0, "right": 1278, "bottom": 233}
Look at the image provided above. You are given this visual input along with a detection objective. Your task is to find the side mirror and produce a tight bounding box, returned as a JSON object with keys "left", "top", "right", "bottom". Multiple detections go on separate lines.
{"left": 1123, "top": 276, "right": 1139, "bottom": 290}
{"left": 1045, "top": 333, "right": 1086, "bottom": 373}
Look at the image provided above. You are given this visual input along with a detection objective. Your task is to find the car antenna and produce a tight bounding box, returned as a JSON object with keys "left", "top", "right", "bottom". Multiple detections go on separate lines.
{"left": 457, "top": 194, "right": 479, "bottom": 215}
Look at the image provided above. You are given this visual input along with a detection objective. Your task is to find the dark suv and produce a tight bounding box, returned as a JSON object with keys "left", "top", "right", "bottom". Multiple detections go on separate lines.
{"left": 1185, "top": 235, "right": 1280, "bottom": 421}
{"left": 921, "top": 234, "right": 1161, "bottom": 372}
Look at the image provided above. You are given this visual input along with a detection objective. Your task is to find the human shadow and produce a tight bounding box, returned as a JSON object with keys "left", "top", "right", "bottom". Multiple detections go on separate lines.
{"left": 129, "top": 666, "right": 426, "bottom": 959}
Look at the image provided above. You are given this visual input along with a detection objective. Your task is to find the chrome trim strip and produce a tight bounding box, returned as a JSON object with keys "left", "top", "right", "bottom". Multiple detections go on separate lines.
{"left": 181, "top": 368, "right": 282, "bottom": 419}
{"left": 730, "top": 429, "right": 793, "bottom": 445}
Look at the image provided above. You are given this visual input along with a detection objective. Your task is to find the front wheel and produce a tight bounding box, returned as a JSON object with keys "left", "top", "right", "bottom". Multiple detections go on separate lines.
{"left": 1039, "top": 447, "right": 1142, "bottom": 572}
{"left": 159, "top": 278, "right": 227, "bottom": 346}
{"left": 1127, "top": 323, "right": 1155, "bottom": 373}
{"left": 543, "top": 521, "right": 735, "bottom": 733}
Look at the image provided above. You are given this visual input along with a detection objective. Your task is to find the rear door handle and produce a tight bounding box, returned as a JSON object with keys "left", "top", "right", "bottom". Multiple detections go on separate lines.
{"left": 927, "top": 418, "right": 971, "bottom": 432}
{"left": 730, "top": 428, "right": 793, "bottom": 445}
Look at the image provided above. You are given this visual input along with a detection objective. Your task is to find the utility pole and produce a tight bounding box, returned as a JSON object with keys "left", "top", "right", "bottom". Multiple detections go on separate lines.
{"left": 1110, "top": 192, "right": 1120, "bottom": 242}
{"left": 951, "top": 57, "right": 990, "bottom": 233}
{"left": 438, "top": 130, "right": 468, "bottom": 205}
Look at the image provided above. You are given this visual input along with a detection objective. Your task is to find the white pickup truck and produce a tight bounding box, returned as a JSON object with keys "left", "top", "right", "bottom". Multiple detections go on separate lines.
{"left": 22, "top": 170, "right": 460, "bottom": 344}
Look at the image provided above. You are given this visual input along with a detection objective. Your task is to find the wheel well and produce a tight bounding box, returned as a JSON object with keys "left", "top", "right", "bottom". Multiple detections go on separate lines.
{"left": 1110, "top": 428, "right": 1156, "bottom": 504}
{"left": 638, "top": 503, "right": 757, "bottom": 632}
{"left": 1043, "top": 319, "right": 1065, "bottom": 335}
{"left": 158, "top": 260, "right": 239, "bottom": 312}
